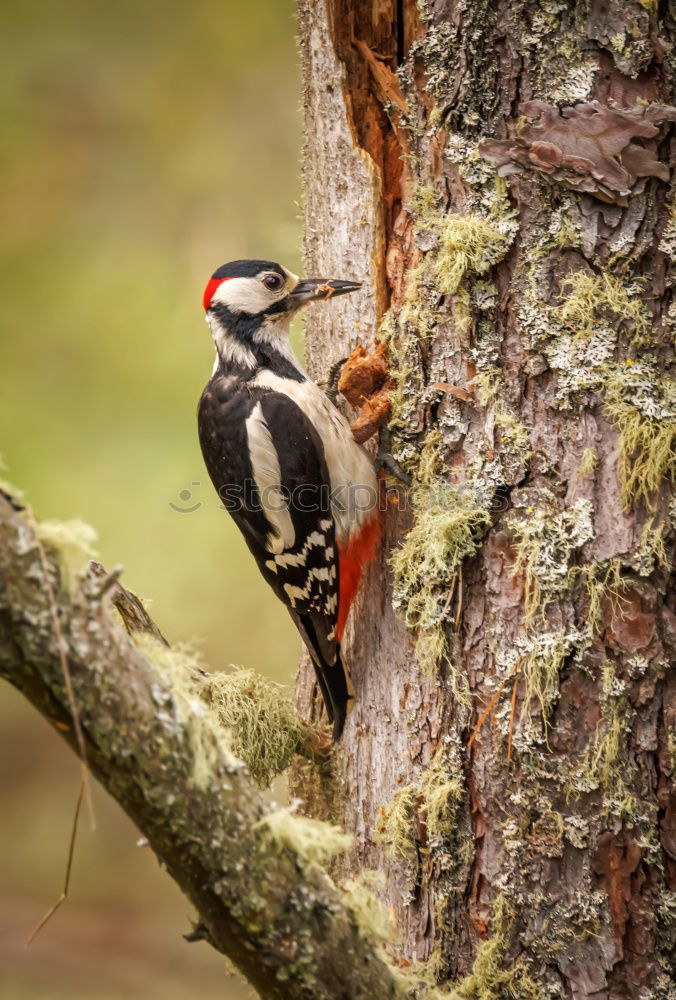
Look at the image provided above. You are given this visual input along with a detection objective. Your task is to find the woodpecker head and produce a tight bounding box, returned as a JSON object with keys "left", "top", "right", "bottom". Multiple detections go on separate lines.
{"left": 203, "top": 259, "right": 361, "bottom": 370}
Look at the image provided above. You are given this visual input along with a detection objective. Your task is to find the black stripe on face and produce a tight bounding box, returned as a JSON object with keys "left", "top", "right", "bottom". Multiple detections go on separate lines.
{"left": 210, "top": 302, "right": 305, "bottom": 382}
{"left": 210, "top": 302, "right": 266, "bottom": 341}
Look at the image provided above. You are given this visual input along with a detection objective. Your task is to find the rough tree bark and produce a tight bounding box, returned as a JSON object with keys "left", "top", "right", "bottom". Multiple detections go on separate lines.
{"left": 0, "top": 494, "right": 404, "bottom": 1000}
{"left": 293, "top": 1, "right": 676, "bottom": 997}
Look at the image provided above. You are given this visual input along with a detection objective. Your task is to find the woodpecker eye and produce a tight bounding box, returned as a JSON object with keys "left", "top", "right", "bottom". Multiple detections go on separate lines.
{"left": 262, "top": 273, "right": 284, "bottom": 292}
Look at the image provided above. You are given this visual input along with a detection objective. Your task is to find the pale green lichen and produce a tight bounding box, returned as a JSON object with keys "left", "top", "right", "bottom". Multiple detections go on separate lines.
{"left": 578, "top": 447, "right": 598, "bottom": 478}
{"left": 430, "top": 213, "right": 515, "bottom": 297}
{"left": 565, "top": 661, "right": 639, "bottom": 822}
{"left": 667, "top": 730, "right": 676, "bottom": 774}
{"left": 391, "top": 480, "right": 490, "bottom": 689}
{"left": 604, "top": 367, "right": 676, "bottom": 510}
{"left": 138, "top": 637, "right": 310, "bottom": 789}
{"left": 373, "top": 784, "right": 417, "bottom": 860}
{"left": 518, "top": 631, "right": 572, "bottom": 729}
{"left": 418, "top": 750, "right": 464, "bottom": 843}
{"left": 510, "top": 497, "right": 594, "bottom": 622}
{"left": 204, "top": 668, "right": 312, "bottom": 788}
{"left": 341, "top": 870, "right": 394, "bottom": 948}
{"left": 411, "top": 175, "right": 517, "bottom": 302}
{"left": 36, "top": 518, "right": 98, "bottom": 592}
{"left": 558, "top": 271, "right": 648, "bottom": 345}
{"left": 471, "top": 367, "right": 502, "bottom": 406}
{"left": 135, "top": 634, "right": 238, "bottom": 789}
{"left": 658, "top": 195, "right": 676, "bottom": 260}
{"left": 634, "top": 517, "right": 668, "bottom": 576}
{"left": 378, "top": 310, "right": 419, "bottom": 439}
{"left": 515, "top": 228, "right": 660, "bottom": 412}
{"left": 254, "top": 807, "right": 352, "bottom": 867}
{"left": 571, "top": 557, "right": 627, "bottom": 636}
{"left": 493, "top": 406, "right": 532, "bottom": 459}
{"left": 374, "top": 749, "right": 466, "bottom": 864}
{"left": 430, "top": 894, "right": 544, "bottom": 1000}
{"left": 549, "top": 61, "right": 597, "bottom": 104}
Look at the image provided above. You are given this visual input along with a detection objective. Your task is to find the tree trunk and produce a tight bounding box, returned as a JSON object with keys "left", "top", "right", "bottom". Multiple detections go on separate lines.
{"left": 293, "top": 1, "right": 676, "bottom": 996}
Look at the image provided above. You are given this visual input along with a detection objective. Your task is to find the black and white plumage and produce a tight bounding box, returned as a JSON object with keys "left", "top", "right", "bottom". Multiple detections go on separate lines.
{"left": 197, "top": 259, "right": 380, "bottom": 738}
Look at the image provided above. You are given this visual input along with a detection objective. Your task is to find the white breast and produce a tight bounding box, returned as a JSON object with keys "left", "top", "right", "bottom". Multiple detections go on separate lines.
{"left": 251, "top": 370, "right": 378, "bottom": 544}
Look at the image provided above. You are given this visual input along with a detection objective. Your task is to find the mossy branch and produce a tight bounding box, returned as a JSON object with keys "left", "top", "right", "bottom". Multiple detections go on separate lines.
{"left": 0, "top": 491, "right": 406, "bottom": 1000}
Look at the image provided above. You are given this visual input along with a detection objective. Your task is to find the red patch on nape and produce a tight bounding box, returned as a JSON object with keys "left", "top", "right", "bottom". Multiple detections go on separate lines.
{"left": 202, "top": 276, "right": 231, "bottom": 311}
{"left": 336, "top": 513, "right": 381, "bottom": 641}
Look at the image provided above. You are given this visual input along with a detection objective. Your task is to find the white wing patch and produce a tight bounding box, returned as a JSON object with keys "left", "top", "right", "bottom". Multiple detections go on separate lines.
{"left": 245, "top": 402, "right": 295, "bottom": 554}
{"left": 250, "top": 372, "right": 378, "bottom": 544}
{"left": 274, "top": 530, "right": 325, "bottom": 568}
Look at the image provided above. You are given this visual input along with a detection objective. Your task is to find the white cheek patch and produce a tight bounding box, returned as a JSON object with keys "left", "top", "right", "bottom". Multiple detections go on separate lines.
{"left": 213, "top": 276, "right": 277, "bottom": 315}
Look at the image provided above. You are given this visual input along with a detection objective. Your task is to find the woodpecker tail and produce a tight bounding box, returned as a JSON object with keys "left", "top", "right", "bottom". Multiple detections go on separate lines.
{"left": 312, "top": 644, "right": 352, "bottom": 740}
{"left": 291, "top": 612, "right": 353, "bottom": 740}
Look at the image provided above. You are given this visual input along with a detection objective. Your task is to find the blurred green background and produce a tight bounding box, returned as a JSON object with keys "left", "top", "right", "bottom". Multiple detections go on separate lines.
{"left": 0, "top": 1, "right": 302, "bottom": 996}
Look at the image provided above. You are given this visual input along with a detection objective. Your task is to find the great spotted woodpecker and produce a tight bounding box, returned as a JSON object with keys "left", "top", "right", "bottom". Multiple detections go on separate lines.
{"left": 198, "top": 259, "right": 380, "bottom": 738}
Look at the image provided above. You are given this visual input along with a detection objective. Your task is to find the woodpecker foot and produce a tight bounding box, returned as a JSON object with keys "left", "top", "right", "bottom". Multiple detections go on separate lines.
{"left": 376, "top": 426, "right": 412, "bottom": 485}
{"left": 377, "top": 451, "right": 412, "bottom": 485}
{"left": 325, "top": 356, "right": 349, "bottom": 405}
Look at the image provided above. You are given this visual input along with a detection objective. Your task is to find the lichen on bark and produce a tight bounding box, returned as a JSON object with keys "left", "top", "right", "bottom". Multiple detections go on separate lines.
{"left": 294, "top": 0, "right": 676, "bottom": 996}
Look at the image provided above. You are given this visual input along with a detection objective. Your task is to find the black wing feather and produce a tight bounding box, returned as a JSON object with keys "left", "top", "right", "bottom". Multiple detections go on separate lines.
{"left": 198, "top": 372, "right": 350, "bottom": 736}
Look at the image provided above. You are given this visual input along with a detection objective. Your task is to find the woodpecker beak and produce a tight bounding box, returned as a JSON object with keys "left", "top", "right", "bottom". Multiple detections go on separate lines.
{"left": 289, "top": 278, "right": 362, "bottom": 303}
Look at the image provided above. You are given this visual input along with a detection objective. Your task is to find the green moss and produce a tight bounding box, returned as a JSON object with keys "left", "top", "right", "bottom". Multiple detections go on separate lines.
{"left": 254, "top": 807, "right": 352, "bottom": 867}
{"left": 373, "top": 784, "right": 416, "bottom": 860}
{"left": 36, "top": 517, "right": 99, "bottom": 593}
{"left": 604, "top": 369, "right": 676, "bottom": 510}
{"left": 391, "top": 482, "right": 490, "bottom": 688}
{"left": 204, "top": 668, "right": 313, "bottom": 788}
{"left": 558, "top": 271, "right": 648, "bottom": 345}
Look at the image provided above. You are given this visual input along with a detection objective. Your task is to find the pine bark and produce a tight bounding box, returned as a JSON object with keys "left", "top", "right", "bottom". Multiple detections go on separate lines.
{"left": 293, "top": 1, "right": 676, "bottom": 996}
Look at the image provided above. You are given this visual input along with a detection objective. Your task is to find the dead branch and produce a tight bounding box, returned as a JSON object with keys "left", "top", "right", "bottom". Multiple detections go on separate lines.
{"left": 0, "top": 492, "right": 402, "bottom": 1000}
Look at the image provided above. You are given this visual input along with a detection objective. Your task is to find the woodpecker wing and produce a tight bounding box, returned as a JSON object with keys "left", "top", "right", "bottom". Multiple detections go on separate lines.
{"left": 198, "top": 374, "right": 350, "bottom": 733}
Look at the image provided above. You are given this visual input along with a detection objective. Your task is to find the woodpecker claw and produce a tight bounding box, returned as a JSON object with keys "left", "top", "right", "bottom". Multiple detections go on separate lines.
{"left": 376, "top": 426, "right": 412, "bottom": 485}
{"left": 377, "top": 451, "right": 412, "bottom": 485}
{"left": 325, "top": 356, "right": 349, "bottom": 405}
